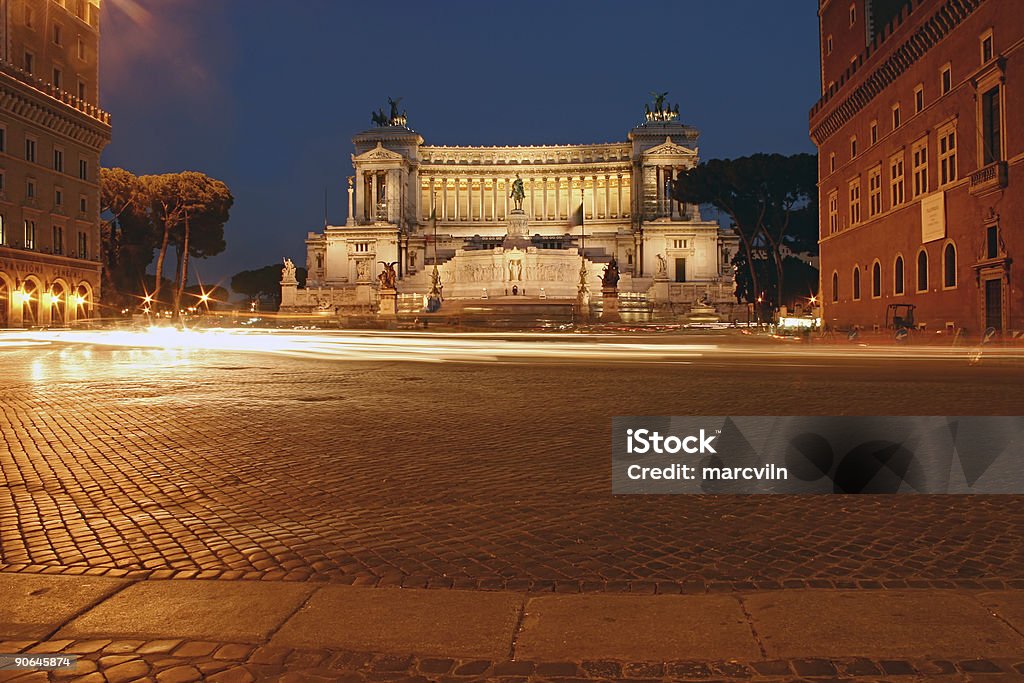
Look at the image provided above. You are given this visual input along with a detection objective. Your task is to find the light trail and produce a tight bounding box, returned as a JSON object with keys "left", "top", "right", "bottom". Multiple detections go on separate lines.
{"left": 1, "top": 328, "right": 1022, "bottom": 366}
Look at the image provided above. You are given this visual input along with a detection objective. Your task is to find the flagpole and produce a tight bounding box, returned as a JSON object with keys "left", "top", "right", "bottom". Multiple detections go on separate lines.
{"left": 577, "top": 177, "right": 590, "bottom": 321}
{"left": 429, "top": 192, "right": 442, "bottom": 308}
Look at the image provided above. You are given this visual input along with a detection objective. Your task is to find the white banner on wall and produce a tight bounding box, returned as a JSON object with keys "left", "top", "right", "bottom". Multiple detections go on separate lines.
{"left": 921, "top": 191, "right": 946, "bottom": 243}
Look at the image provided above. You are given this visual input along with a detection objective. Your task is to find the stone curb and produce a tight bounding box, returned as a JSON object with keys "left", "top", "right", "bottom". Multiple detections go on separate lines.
{"left": 4, "top": 573, "right": 1024, "bottom": 675}
{"left": 2, "top": 637, "right": 1024, "bottom": 681}
{"left": 3, "top": 564, "right": 1023, "bottom": 593}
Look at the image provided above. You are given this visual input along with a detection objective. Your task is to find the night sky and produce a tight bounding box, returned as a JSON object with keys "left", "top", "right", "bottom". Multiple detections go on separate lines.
{"left": 99, "top": 0, "right": 820, "bottom": 287}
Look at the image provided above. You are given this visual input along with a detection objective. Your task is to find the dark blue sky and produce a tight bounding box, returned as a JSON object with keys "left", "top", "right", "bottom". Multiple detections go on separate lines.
{"left": 99, "top": 0, "right": 820, "bottom": 285}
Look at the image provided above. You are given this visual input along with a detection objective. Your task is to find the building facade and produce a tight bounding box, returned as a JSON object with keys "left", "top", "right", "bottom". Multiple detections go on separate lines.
{"left": 285, "top": 99, "right": 738, "bottom": 315}
{"left": 0, "top": 0, "right": 110, "bottom": 327}
{"left": 812, "top": 0, "right": 1021, "bottom": 334}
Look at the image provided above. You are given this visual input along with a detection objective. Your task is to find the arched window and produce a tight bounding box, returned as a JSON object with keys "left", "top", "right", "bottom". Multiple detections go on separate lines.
{"left": 853, "top": 267, "right": 861, "bottom": 300}
{"left": 917, "top": 249, "right": 928, "bottom": 292}
{"left": 872, "top": 261, "right": 881, "bottom": 298}
{"left": 943, "top": 242, "right": 957, "bottom": 288}
{"left": 894, "top": 255, "right": 905, "bottom": 295}
{"left": 832, "top": 271, "right": 839, "bottom": 303}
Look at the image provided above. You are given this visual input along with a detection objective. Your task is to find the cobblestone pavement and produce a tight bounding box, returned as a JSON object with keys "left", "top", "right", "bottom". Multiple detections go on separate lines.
{"left": 1, "top": 636, "right": 1022, "bottom": 682}
{"left": 2, "top": 336, "right": 1024, "bottom": 590}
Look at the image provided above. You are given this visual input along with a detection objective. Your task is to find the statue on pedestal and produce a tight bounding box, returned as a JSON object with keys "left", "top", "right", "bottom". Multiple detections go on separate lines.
{"left": 509, "top": 174, "right": 525, "bottom": 211}
{"left": 377, "top": 261, "right": 398, "bottom": 289}
{"left": 602, "top": 257, "right": 620, "bottom": 288}
{"left": 282, "top": 257, "right": 297, "bottom": 282}
{"left": 656, "top": 253, "right": 668, "bottom": 278}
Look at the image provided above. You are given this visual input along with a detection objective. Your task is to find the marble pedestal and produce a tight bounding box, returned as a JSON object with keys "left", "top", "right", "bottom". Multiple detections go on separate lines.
{"left": 601, "top": 286, "right": 622, "bottom": 322}
{"left": 377, "top": 288, "right": 397, "bottom": 318}
{"left": 503, "top": 209, "right": 531, "bottom": 250}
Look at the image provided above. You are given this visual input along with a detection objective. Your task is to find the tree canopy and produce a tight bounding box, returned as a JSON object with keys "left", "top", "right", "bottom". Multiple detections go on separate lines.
{"left": 101, "top": 169, "right": 233, "bottom": 311}
{"left": 231, "top": 264, "right": 307, "bottom": 306}
{"left": 674, "top": 153, "right": 818, "bottom": 308}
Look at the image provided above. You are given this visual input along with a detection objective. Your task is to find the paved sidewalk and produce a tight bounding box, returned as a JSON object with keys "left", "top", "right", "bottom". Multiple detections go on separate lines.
{"left": 2, "top": 574, "right": 1024, "bottom": 681}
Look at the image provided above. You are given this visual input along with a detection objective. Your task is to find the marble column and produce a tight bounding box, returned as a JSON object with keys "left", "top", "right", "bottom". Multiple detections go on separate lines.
{"left": 604, "top": 175, "right": 611, "bottom": 220}
{"left": 480, "top": 178, "right": 486, "bottom": 221}
{"left": 355, "top": 172, "right": 365, "bottom": 223}
{"left": 542, "top": 178, "right": 548, "bottom": 221}
{"left": 467, "top": 177, "right": 474, "bottom": 221}
{"left": 554, "top": 177, "right": 560, "bottom": 221}
{"left": 616, "top": 174, "right": 623, "bottom": 219}
{"left": 529, "top": 177, "right": 536, "bottom": 219}
{"left": 442, "top": 178, "right": 448, "bottom": 220}
{"left": 492, "top": 178, "right": 498, "bottom": 221}
{"left": 370, "top": 172, "right": 379, "bottom": 222}
{"left": 454, "top": 178, "right": 460, "bottom": 220}
{"left": 348, "top": 179, "right": 356, "bottom": 225}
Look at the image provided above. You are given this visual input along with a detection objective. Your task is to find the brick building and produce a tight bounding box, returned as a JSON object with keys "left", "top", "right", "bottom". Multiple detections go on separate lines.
{"left": 811, "top": 0, "right": 1021, "bottom": 335}
{"left": 0, "top": 0, "right": 111, "bottom": 327}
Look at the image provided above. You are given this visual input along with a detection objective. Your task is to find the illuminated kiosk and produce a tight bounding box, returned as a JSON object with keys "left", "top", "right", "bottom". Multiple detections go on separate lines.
{"left": 282, "top": 96, "right": 739, "bottom": 320}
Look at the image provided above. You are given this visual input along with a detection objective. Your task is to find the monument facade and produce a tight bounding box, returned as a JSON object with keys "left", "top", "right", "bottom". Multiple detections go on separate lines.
{"left": 283, "top": 96, "right": 737, "bottom": 316}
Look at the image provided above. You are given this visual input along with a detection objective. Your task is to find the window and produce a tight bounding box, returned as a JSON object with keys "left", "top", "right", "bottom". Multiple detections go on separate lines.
{"left": 850, "top": 3, "right": 856, "bottom": 25}
{"left": 914, "top": 84, "right": 924, "bottom": 113}
{"left": 53, "top": 23, "right": 62, "bottom": 45}
{"left": 889, "top": 152, "right": 905, "bottom": 206}
{"left": 52, "top": 67, "right": 62, "bottom": 89}
{"left": 912, "top": 139, "right": 928, "bottom": 198}
{"left": 848, "top": 178, "right": 861, "bottom": 225}
{"left": 894, "top": 255, "right": 905, "bottom": 295}
{"left": 892, "top": 104, "right": 901, "bottom": 129}
{"left": 77, "top": 38, "right": 86, "bottom": 60}
{"left": 54, "top": 148, "right": 64, "bottom": 173}
{"left": 77, "top": 232, "right": 88, "bottom": 259}
{"left": 26, "top": 180, "right": 35, "bottom": 198}
{"left": 0, "top": 125, "right": 5, "bottom": 152}
{"left": 24, "top": 5, "right": 33, "bottom": 27}
{"left": 981, "top": 30, "right": 994, "bottom": 63}
{"left": 25, "top": 137, "right": 36, "bottom": 163}
{"left": 981, "top": 86, "right": 1002, "bottom": 164}
{"left": 826, "top": 35, "right": 833, "bottom": 55}
{"left": 868, "top": 165, "right": 882, "bottom": 217}
{"left": 943, "top": 242, "right": 957, "bottom": 288}
{"left": 938, "top": 126, "right": 956, "bottom": 185}
{"left": 24, "top": 220, "right": 35, "bottom": 250}
{"left": 79, "top": 196, "right": 87, "bottom": 213}
{"left": 354, "top": 243, "right": 369, "bottom": 253}
{"left": 872, "top": 261, "right": 881, "bottom": 298}
{"left": 829, "top": 153, "right": 836, "bottom": 173}
{"left": 0, "top": 215, "right": 4, "bottom": 245}
{"left": 55, "top": 188, "right": 63, "bottom": 206}
{"left": 0, "top": 171, "right": 5, "bottom": 193}
{"left": 832, "top": 272, "right": 839, "bottom": 303}
{"left": 52, "top": 225, "right": 64, "bottom": 255}
{"left": 78, "top": 159, "right": 88, "bottom": 180}
{"left": 77, "top": 81, "right": 86, "bottom": 101}
{"left": 24, "top": 51, "right": 34, "bottom": 74}
{"left": 870, "top": 120, "right": 878, "bottom": 145}
{"left": 986, "top": 225, "right": 999, "bottom": 259}
{"left": 850, "top": 136, "right": 857, "bottom": 158}
{"left": 940, "top": 64, "right": 952, "bottom": 95}
{"left": 917, "top": 249, "right": 928, "bottom": 292}
{"left": 853, "top": 267, "right": 861, "bottom": 300}
{"left": 828, "top": 190, "right": 838, "bottom": 234}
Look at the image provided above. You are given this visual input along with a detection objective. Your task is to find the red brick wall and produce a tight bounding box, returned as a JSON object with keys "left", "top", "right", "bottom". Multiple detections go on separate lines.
{"left": 812, "top": 0, "right": 1023, "bottom": 334}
